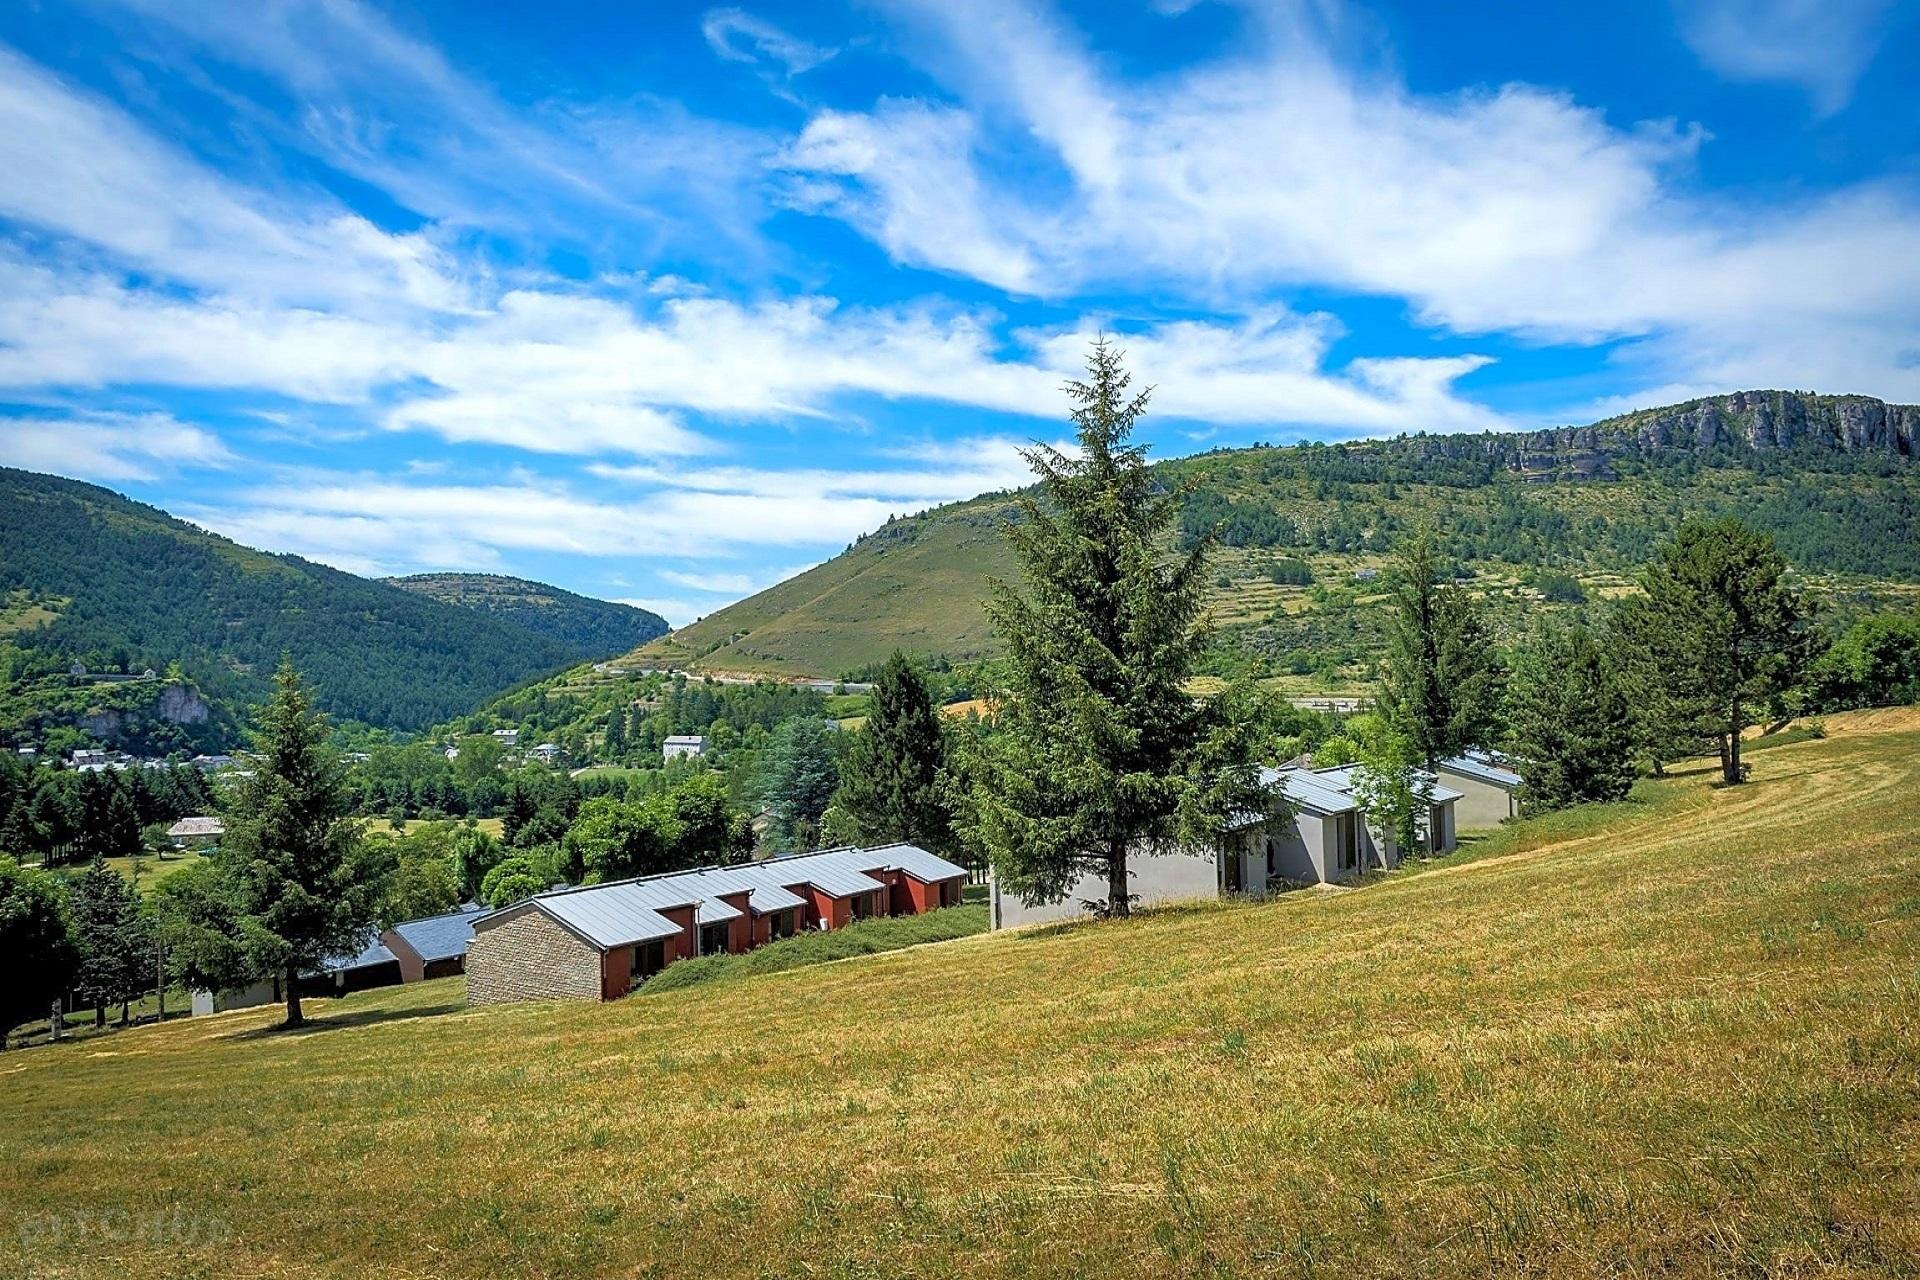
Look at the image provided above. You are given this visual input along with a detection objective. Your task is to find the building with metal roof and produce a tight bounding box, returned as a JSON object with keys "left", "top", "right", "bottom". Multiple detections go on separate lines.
{"left": 382, "top": 904, "right": 489, "bottom": 982}
{"left": 466, "top": 843, "right": 970, "bottom": 1006}
{"left": 992, "top": 762, "right": 1467, "bottom": 931}
{"left": 1435, "top": 752, "right": 1524, "bottom": 827}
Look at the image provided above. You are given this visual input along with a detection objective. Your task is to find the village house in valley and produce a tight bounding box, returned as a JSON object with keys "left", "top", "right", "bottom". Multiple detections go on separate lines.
{"left": 467, "top": 843, "right": 968, "bottom": 1005}
{"left": 990, "top": 759, "right": 1495, "bottom": 930}
{"left": 1434, "top": 751, "right": 1523, "bottom": 827}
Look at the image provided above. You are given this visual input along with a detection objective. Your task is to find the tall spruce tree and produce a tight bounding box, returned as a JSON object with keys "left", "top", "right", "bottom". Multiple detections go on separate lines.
{"left": 834, "top": 652, "right": 956, "bottom": 856}
{"left": 761, "top": 717, "right": 840, "bottom": 852}
{"left": 218, "top": 660, "right": 378, "bottom": 1027}
{"left": 1638, "top": 518, "right": 1814, "bottom": 785}
{"left": 1506, "top": 617, "right": 1637, "bottom": 811}
{"left": 1605, "top": 594, "right": 1697, "bottom": 776}
{"left": 69, "top": 857, "right": 151, "bottom": 1027}
{"left": 1376, "top": 524, "right": 1503, "bottom": 767}
{"left": 963, "top": 339, "right": 1266, "bottom": 917}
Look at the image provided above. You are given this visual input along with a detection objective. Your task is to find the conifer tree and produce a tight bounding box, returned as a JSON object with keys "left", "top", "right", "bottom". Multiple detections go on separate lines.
{"left": 218, "top": 659, "right": 378, "bottom": 1027}
{"left": 761, "top": 717, "right": 840, "bottom": 852}
{"left": 1376, "top": 524, "right": 1503, "bottom": 767}
{"left": 963, "top": 339, "right": 1266, "bottom": 917}
{"left": 1638, "top": 518, "right": 1814, "bottom": 785}
{"left": 1506, "top": 617, "right": 1637, "bottom": 811}
{"left": 834, "top": 652, "right": 956, "bottom": 855}
{"left": 69, "top": 857, "right": 151, "bottom": 1027}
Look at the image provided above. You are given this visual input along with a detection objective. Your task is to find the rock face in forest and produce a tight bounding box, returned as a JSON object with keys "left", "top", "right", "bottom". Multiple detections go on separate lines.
{"left": 1372, "top": 391, "right": 1918, "bottom": 481}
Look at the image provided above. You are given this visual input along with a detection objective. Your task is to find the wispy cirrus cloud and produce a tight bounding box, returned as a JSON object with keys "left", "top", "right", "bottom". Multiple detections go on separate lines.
{"left": 783, "top": 0, "right": 1920, "bottom": 401}
{"left": 1675, "top": 0, "right": 1897, "bottom": 115}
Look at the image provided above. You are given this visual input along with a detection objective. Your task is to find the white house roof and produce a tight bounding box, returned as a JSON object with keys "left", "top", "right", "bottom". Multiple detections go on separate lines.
{"left": 663, "top": 734, "right": 708, "bottom": 745}
{"left": 167, "top": 815, "right": 225, "bottom": 837}
{"left": 1438, "top": 752, "right": 1524, "bottom": 790}
{"left": 481, "top": 843, "right": 966, "bottom": 951}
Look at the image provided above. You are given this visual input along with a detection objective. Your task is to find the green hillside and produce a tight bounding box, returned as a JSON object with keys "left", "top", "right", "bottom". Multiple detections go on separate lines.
{"left": 386, "top": 573, "right": 667, "bottom": 659}
{"left": 4, "top": 712, "right": 1916, "bottom": 1277}
{"left": 633, "top": 391, "right": 1920, "bottom": 684}
{"left": 0, "top": 469, "right": 589, "bottom": 743}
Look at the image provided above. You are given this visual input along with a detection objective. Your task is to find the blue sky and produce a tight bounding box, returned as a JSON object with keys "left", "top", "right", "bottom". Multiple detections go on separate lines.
{"left": 0, "top": 0, "right": 1916, "bottom": 624}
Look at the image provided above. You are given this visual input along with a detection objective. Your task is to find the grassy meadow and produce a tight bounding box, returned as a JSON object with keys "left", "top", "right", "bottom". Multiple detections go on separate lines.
{"left": 2, "top": 711, "right": 1918, "bottom": 1278}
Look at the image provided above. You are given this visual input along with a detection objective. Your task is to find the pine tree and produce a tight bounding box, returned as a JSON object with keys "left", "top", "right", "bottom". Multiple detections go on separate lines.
{"left": 761, "top": 717, "right": 840, "bottom": 852}
{"left": 1605, "top": 595, "right": 1697, "bottom": 776}
{"left": 69, "top": 857, "right": 150, "bottom": 1027}
{"left": 1376, "top": 523, "right": 1503, "bottom": 767}
{"left": 1638, "top": 518, "right": 1814, "bottom": 785}
{"left": 1506, "top": 617, "right": 1637, "bottom": 811}
{"left": 603, "top": 706, "right": 627, "bottom": 760}
{"left": 834, "top": 652, "right": 956, "bottom": 856}
{"left": 962, "top": 339, "right": 1266, "bottom": 917}
{"left": 217, "top": 659, "right": 378, "bottom": 1027}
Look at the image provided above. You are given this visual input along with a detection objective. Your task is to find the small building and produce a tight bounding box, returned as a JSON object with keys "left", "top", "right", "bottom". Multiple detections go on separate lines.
{"left": 189, "top": 753, "right": 234, "bottom": 772}
{"left": 443, "top": 745, "right": 460, "bottom": 761}
{"left": 529, "top": 742, "right": 562, "bottom": 765}
{"left": 69, "top": 662, "right": 87, "bottom": 678}
{"left": 167, "top": 815, "right": 225, "bottom": 848}
{"left": 1435, "top": 752, "right": 1524, "bottom": 828}
{"left": 990, "top": 764, "right": 1462, "bottom": 930}
{"left": 381, "top": 904, "right": 487, "bottom": 982}
{"left": 305, "top": 932, "right": 404, "bottom": 996}
{"left": 467, "top": 843, "right": 968, "bottom": 1005}
{"left": 662, "top": 734, "right": 708, "bottom": 760}
{"left": 70, "top": 748, "right": 110, "bottom": 768}
{"left": 492, "top": 728, "right": 520, "bottom": 748}
{"left": 190, "top": 976, "right": 280, "bottom": 1016}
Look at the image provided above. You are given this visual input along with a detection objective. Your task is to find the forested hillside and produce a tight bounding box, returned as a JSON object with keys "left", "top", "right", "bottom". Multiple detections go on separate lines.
{"left": 386, "top": 573, "right": 666, "bottom": 658}
{"left": 633, "top": 391, "right": 1920, "bottom": 683}
{"left": 0, "top": 470, "right": 587, "bottom": 741}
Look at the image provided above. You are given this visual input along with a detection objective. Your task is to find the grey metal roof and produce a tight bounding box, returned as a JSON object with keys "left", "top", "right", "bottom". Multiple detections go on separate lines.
{"left": 1258, "top": 765, "right": 1358, "bottom": 815}
{"left": 481, "top": 843, "right": 969, "bottom": 949}
{"left": 1438, "top": 753, "right": 1524, "bottom": 790}
{"left": 387, "top": 904, "right": 487, "bottom": 963}
{"left": 1311, "top": 764, "right": 1464, "bottom": 806}
{"left": 318, "top": 929, "right": 396, "bottom": 975}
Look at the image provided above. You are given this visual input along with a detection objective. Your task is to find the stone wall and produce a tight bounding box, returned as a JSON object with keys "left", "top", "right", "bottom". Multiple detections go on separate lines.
{"left": 466, "top": 909, "right": 604, "bottom": 1006}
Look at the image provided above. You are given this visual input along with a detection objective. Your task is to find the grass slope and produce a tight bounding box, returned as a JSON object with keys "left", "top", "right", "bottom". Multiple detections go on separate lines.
{"left": 4, "top": 712, "right": 1918, "bottom": 1276}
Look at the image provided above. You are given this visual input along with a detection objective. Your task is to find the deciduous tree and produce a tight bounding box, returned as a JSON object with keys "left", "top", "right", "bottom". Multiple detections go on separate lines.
{"left": 0, "top": 857, "right": 77, "bottom": 1047}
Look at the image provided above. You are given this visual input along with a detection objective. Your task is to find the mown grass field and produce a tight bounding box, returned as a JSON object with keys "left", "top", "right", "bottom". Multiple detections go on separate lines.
{"left": 3, "top": 712, "right": 1918, "bottom": 1278}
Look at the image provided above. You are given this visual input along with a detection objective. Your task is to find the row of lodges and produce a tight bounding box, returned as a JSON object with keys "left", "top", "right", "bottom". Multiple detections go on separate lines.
{"left": 467, "top": 843, "right": 968, "bottom": 1005}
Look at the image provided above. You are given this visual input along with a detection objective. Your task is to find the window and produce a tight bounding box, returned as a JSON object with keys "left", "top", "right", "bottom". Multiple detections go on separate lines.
{"left": 769, "top": 909, "right": 795, "bottom": 940}
{"left": 699, "top": 922, "right": 728, "bottom": 956}
{"left": 1336, "top": 815, "right": 1357, "bottom": 871}
{"left": 1265, "top": 835, "right": 1277, "bottom": 877}
{"left": 629, "top": 939, "right": 666, "bottom": 987}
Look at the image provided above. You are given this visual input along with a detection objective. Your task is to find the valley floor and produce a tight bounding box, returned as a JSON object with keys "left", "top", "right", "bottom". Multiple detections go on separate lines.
{"left": 2, "top": 713, "right": 1918, "bottom": 1278}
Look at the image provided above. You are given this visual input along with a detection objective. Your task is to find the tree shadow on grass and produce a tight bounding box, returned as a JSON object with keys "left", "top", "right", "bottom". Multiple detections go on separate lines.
{"left": 224, "top": 1001, "right": 467, "bottom": 1041}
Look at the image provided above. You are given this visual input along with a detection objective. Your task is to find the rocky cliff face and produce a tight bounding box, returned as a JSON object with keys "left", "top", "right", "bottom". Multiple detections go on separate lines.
{"left": 1377, "top": 391, "right": 1917, "bottom": 481}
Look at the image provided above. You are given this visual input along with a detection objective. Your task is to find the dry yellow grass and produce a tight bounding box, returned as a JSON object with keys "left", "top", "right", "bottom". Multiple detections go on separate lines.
{"left": 3, "top": 714, "right": 1918, "bottom": 1278}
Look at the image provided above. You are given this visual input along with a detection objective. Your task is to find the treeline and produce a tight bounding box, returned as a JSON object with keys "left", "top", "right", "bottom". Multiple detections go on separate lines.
{"left": 0, "top": 754, "right": 214, "bottom": 866}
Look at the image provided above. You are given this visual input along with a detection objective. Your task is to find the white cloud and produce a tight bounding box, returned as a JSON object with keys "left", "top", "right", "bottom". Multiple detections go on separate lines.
{"left": 1676, "top": 0, "right": 1896, "bottom": 115}
{"left": 0, "top": 412, "right": 236, "bottom": 484}
{"left": 782, "top": 0, "right": 1920, "bottom": 401}
{"left": 703, "top": 9, "right": 837, "bottom": 77}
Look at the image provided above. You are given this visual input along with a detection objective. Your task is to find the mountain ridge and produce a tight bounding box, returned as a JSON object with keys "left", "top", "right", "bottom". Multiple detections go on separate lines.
{"left": 0, "top": 470, "right": 630, "bottom": 748}
{"left": 631, "top": 390, "right": 1920, "bottom": 681}
{"left": 384, "top": 572, "right": 667, "bottom": 659}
